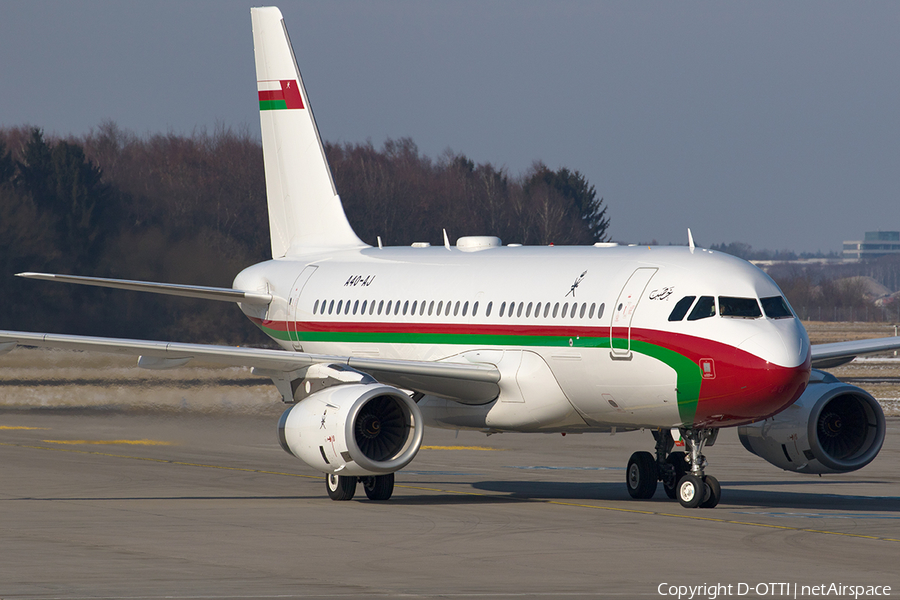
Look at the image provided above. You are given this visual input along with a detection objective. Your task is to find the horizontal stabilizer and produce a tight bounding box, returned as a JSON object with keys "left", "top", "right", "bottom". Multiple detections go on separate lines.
{"left": 17, "top": 273, "right": 272, "bottom": 305}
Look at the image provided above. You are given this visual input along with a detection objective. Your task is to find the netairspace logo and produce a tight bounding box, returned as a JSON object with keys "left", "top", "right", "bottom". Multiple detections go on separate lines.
{"left": 657, "top": 582, "right": 892, "bottom": 599}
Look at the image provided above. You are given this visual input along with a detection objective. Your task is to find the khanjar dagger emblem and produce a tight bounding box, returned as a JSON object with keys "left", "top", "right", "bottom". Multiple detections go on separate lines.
{"left": 566, "top": 270, "right": 587, "bottom": 297}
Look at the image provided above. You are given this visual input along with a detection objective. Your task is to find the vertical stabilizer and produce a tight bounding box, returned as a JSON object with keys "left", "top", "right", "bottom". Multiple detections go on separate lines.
{"left": 251, "top": 7, "right": 366, "bottom": 257}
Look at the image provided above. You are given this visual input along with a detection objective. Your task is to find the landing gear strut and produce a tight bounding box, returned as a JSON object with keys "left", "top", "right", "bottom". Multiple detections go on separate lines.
{"left": 625, "top": 428, "right": 721, "bottom": 508}
{"left": 675, "top": 428, "right": 721, "bottom": 509}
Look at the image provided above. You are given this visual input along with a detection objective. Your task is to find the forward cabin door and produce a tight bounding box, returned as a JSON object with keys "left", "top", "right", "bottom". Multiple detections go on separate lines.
{"left": 287, "top": 265, "right": 318, "bottom": 350}
{"left": 609, "top": 267, "right": 657, "bottom": 358}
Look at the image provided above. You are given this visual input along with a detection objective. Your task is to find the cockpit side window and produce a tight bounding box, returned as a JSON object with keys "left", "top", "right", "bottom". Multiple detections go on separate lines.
{"left": 761, "top": 296, "right": 793, "bottom": 319}
{"left": 687, "top": 296, "right": 716, "bottom": 321}
{"left": 668, "top": 296, "right": 696, "bottom": 322}
{"left": 719, "top": 296, "right": 762, "bottom": 318}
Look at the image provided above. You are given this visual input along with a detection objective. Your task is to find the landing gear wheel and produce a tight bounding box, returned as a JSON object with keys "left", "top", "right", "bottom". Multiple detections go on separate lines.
{"left": 626, "top": 451, "right": 658, "bottom": 499}
{"left": 700, "top": 475, "right": 721, "bottom": 509}
{"left": 676, "top": 474, "right": 705, "bottom": 508}
{"left": 326, "top": 474, "right": 357, "bottom": 501}
{"left": 663, "top": 451, "right": 687, "bottom": 500}
{"left": 363, "top": 473, "right": 395, "bottom": 501}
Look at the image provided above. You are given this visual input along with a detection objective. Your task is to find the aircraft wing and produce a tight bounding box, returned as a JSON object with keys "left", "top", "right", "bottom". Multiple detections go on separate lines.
{"left": 0, "top": 330, "right": 500, "bottom": 404}
{"left": 811, "top": 336, "right": 900, "bottom": 369}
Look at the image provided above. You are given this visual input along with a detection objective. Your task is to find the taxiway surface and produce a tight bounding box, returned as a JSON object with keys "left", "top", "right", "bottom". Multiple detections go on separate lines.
{"left": 2, "top": 407, "right": 898, "bottom": 599}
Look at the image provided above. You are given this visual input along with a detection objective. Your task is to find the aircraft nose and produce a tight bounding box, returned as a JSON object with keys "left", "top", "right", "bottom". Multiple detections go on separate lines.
{"left": 694, "top": 318, "right": 811, "bottom": 426}
{"left": 737, "top": 318, "right": 809, "bottom": 369}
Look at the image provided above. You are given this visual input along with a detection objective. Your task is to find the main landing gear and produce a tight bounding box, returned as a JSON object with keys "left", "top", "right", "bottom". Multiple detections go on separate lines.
{"left": 326, "top": 473, "right": 395, "bottom": 501}
{"left": 625, "top": 428, "right": 721, "bottom": 509}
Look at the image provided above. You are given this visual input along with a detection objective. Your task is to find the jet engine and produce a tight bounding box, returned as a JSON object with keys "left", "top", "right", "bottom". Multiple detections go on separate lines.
{"left": 738, "top": 370, "right": 885, "bottom": 474}
{"left": 277, "top": 383, "right": 424, "bottom": 476}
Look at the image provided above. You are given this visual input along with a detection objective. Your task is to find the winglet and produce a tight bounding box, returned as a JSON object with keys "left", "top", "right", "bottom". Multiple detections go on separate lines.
{"left": 687, "top": 228, "right": 695, "bottom": 253}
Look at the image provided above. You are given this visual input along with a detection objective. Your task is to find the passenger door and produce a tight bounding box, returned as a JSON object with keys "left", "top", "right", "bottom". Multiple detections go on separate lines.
{"left": 609, "top": 267, "right": 657, "bottom": 358}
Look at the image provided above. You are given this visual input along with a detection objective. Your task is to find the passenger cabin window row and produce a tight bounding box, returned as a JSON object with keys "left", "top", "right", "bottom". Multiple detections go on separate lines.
{"left": 310, "top": 298, "right": 607, "bottom": 322}
{"left": 668, "top": 295, "right": 793, "bottom": 322}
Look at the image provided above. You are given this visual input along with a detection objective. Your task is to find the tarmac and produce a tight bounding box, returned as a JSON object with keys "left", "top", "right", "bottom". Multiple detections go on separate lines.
{"left": 1, "top": 402, "right": 898, "bottom": 599}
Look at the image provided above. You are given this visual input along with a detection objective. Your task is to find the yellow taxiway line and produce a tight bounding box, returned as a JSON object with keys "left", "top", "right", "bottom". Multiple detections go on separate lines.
{"left": 2, "top": 440, "right": 898, "bottom": 544}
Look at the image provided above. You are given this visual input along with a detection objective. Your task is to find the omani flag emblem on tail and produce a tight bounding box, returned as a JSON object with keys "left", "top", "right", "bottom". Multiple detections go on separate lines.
{"left": 258, "top": 80, "right": 304, "bottom": 111}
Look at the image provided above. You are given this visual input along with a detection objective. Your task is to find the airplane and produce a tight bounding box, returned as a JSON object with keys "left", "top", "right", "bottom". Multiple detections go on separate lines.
{"left": 2, "top": 6, "right": 898, "bottom": 509}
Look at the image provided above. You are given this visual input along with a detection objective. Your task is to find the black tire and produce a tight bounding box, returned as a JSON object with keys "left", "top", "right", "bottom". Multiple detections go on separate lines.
{"left": 676, "top": 474, "right": 704, "bottom": 508}
{"left": 326, "top": 474, "right": 357, "bottom": 501}
{"left": 363, "top": 473, "right": 395, "bottom": 501}
{"left": 700, "top": 474, "right": 721, "bottom": 509}
{"left": 663, "top": 451, "right": 687, "bottom": 500}
{"left": 626, "top": 451, "right": 658, "bottom": 499}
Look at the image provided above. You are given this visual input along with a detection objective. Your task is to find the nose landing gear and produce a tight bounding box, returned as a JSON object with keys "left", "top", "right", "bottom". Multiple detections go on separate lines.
{"left": 625, "top": 428, "right": 721, "bottom": 508}
{"left": 677, "top": 428, "right": 721, "bottom": 508}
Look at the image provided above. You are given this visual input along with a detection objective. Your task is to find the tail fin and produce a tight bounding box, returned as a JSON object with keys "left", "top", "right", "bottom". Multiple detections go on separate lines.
{"left": 250, "top": 7, "right": 366, "bottom": 257}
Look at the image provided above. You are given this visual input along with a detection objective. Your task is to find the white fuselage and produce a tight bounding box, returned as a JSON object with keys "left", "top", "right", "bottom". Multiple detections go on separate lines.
{"left": 234, "top": 243, "right": 812, "bottom": 433}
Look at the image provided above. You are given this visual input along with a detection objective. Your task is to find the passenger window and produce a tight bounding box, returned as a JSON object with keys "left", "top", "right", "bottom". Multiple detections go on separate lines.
{"left": 437, "top": 301, "right": 443, "bottom": 316}
{"left": 553, "top": 302, "right": 559, "bottom": 318}
{"left": 420, "top": 301, "right": 426, "bottom": 316}
{"left": 597, "top": 303, "right": 604, "bottom": 319}
{"left": 369, "top": 300, "right": 376, "bottom": 315}
{"left": 403, "top": 300, "right": 409, "bottom": 316}
{"left": 313, "top": 300, "right": 319, "bottom": 314}
{"left": 453, "top": 301, "right": 460, "bottom": 316}
{"left": 562, "top": 303, "right": 569, "bottom": 318}
{"left": 719, "top": 296, "right": 761, "bottom": 318}
{"left": 411, "top": 300, "right": 417, "bottom": 315}
{"left": 336, "top": 300, "right": 343, "bottom": 314}
{"left": 761, "top": 296, "right": 793, "bottom": 319}
{"left": 463, "top": 301, "right": 469, "bottom": 316}
{"left": 395, "top": 301, "right": 401, "bottom": 316}
{"left": 588, "top": 303, "right": 595, "bottom": 318}
{"left": 486, "top": 301, "right": 492, "bottom": 317}
{"left": 328, "top": 300, "right": 335, "bottom": 315}
{"left": 516, "top": 303, "right": 524, "bottom": 318}
{"left": 499, "top": 302, "right": 506, "bottom": 317}
{"left": 579, "top": 303, "right": 587, "bottom": 318}
{"left": 687, "top": 296, "right": 716, "bottom": 321}
{"left": 345, "top": 300, "right": 351, "bottom": 315}
{"left": 361, "top": 300, "right": 367, "bottom": 314}
{"left": 543, "top": 303, "right": 551, "bottom": 318}
{"left": 378, "top": 300, "right": 384, "bottom": 315}
{"left": 445, "top": 301, "right": 452, "bottom": 317}
{"left": 353, "top": 300, "right": 359, "bottom": 315}
{"left": 526, "top": 302, "right": 533, "bottom": 318}
{"left": 472, "top": 301, "right": 478, "bottom": 316}
{"left": 668, "top": 296, "right": 696, "bottom": 322}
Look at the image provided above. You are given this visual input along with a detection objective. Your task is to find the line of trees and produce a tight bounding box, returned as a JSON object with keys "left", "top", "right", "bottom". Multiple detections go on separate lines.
{"left": 0, "top": 123, "right": 609, "bottom": 343}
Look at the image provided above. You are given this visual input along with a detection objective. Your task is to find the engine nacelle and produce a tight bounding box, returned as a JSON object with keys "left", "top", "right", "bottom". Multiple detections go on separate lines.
{"left": 738, "top": 370, "right": 885, "bottom": 474}
{"left": 277, "top": 383, "right": 424, "bottom": 476}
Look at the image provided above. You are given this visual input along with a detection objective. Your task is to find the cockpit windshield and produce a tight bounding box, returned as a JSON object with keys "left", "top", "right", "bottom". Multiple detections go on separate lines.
{"left": 761, "top": 296, "right": 793, "bottom": 319}
{"left": 668, "top": 296, "right": 696, "bottom": 321}
{"left": 669, "top": 294, "right": 794, "bottom": 322}
{"left": 687, "top": 296, "right": 716, "bottom": 321}
{"left": 718, "top": 297, "right": 762, "bottom": 319}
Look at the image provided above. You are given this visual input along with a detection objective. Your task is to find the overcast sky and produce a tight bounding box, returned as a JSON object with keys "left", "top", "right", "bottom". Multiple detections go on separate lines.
{"left": 2, "top": 1, "right": 898, "bottom": 252}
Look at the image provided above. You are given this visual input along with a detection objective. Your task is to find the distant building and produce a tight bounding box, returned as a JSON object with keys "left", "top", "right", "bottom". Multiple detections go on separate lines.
{"left": 842, "top": 231, "right": 900, "bottom": 260}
